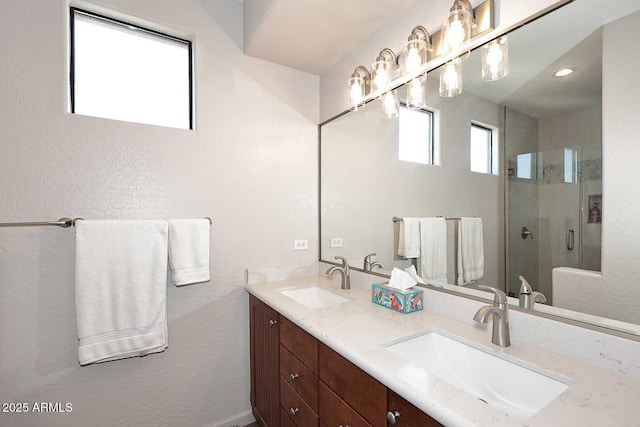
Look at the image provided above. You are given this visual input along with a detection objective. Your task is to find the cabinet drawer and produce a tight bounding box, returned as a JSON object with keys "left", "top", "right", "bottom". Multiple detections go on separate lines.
{"left": 318, "top": 343, "right": 386, "bottom": 426}
{"left": 319, "top": 381, "right": 372, "bottom": 427}
{"left": 280, "top": 316, "right": 318, "bottom": 373}
{"left": 387, "top": 390, "right": 442, "bottom": 427}
{"left": 280, "top": 376, "right": 319, "bottom": 427}
{"left": 280, "top": 344, "right": 318, "bottom": 412}
{"left": 281, "top": 406, "right": 298, "bottom": 427}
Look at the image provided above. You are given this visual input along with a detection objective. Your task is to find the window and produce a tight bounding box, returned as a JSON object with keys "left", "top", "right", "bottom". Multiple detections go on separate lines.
{"left": 70, "top": 8, "right": 193, "bottom": 129}
{"left": 516, "top": 152, "right": 534, "bottom": 179}
{"left": 564, "top": 147, "right": 578, "bottom": 183}
{"left": 470, "top": 123, "right": 498, "bottom": 175}
{"left": 398, "top": 105, "right": 435, "bottom": 165}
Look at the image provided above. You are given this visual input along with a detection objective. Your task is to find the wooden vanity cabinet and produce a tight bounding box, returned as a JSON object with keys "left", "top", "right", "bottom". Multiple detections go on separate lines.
{"left": 249, "top": 295, "right": 280, "bottom": 427}
{"left": 249, "top": 297, "right": 442, "bottom": 427}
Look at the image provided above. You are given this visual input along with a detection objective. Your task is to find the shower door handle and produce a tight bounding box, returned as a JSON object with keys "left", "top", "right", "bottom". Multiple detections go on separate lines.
{"left": 566, "top": 229, "right": 575, "bottom": 251}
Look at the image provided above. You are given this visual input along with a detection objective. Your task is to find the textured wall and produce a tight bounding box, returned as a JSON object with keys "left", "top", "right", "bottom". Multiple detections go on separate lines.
{"left": 0, "top": 1, "right": 318, "bottom": 426}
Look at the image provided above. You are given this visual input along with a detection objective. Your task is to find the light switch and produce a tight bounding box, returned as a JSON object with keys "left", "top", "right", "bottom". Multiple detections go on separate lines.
{"left": 330, "top": 237, "right": 343, "bottom": 248}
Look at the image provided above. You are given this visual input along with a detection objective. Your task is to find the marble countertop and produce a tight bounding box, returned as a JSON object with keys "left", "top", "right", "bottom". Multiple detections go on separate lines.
{"left": 246, "top": 275, "right": 640, "bottom": 427}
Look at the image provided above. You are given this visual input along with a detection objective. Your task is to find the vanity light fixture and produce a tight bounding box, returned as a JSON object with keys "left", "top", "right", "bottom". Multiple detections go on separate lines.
{"left": 371, "top": 48, "right": 398, "bottom": 94}
{"left": 439, "top": 57, "right": 463, "bottom": 97}
{"left": 554, "top": 67, "right": 576, "bottom": 77}
{"left": 442, "top": 0, "right": 474, "bottom": 59}
{"left": 402, "top": 26, "right": 432, "bottom": 109}
{"left": 382, "top": 89, "right": 400, "bottom": 119}
{"left": 345, "top": 0, "right": 494, "bottom": 108}
{"left": 347, "top": 65, "right": 370, "bottom": 110}
{"left": 481, "top": 36, "right": 509, "bottom": 81}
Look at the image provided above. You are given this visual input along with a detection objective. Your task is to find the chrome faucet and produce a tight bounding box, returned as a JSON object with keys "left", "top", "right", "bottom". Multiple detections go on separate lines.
{"left": 363, "top": 253, "right": 385, "bottom": 271}
{"left": 326, "top": 256, "right": 351, "bottom": 289}
{"left": 473, "top": 285, "right": 511, "bottom": 347}
{"left": 518, "top": 275, "right": 547, "bottom": 309}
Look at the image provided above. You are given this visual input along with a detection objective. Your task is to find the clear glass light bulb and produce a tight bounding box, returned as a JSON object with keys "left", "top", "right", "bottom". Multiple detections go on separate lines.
{"left": 383, "top": 91, "right": 398, "bottom": 119}
{"left": 442, "top": 63, "right": 458, "bottom": 86}
{"left": 486, "top": 43, "right": 504, "bottom": 73}
{"left": 405, "top": 47, "right": 421, "bottom": 73}
{"left": 408, "top": 78, "right": 423, "bottom": 106}
{"left": 350, "top": 82, "right": 363, "bottom": 105}
{"left": 373, "top": 69, "right": 388, "bottom": 91}
{"left": 447, "top": 19, "right": 466, "bottom": 50}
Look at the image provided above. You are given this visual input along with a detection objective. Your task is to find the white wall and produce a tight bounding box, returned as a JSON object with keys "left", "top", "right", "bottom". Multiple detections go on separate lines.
{"left": 600, "top": 9, "right": 640, "bottom": 325}
{"left": 319, "top": 0, "right": 563, "bottom": 122}
{"left": 0, "top": 1, "right": 318, "bottom": 426}
{"left": 322, "top": 82, "right": 504, "bottom": 288}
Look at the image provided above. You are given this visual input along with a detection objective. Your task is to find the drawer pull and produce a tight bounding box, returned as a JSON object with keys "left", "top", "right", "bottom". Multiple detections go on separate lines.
{"left": 289, "top": 373, "right": 299, "bottom": 381}
{"left": 269, "top": 319, "right": 278, "bottom": 326}
{"left": 387, "top": 410, "right": 401, "bottom": 424}
{"left": 289, "top": 407, "right": 299, "bottom": 416}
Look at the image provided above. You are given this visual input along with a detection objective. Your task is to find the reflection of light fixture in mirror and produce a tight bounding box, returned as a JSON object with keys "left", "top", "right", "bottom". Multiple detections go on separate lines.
{"left": 347, "top": 66, "right": 370, "bottom": 110}
{"left": 482, "top": 36, "right": 509, "bottom": 81}
{"left": 371, "top": 48, "right": 398, "bottom": 93}
{"left": 443, "top": 0, "right": 473, "bottom": 58}
{"left": 401, "top": 26, "right": 432, "bottom": 75}
{"left": 382, "top": 90, "right": 399, "bottom": 119}
{"left": 406, "top": 75, "right": 427, "bottom": 109}
{"left": 439, "top": 57, "right": 462, "bottom": 97}
{"left": 554, "top": 67, "right": 576, "bottom": 77}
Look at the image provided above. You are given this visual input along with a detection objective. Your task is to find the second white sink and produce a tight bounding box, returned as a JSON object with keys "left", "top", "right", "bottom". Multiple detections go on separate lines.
{"left": 384, "top": 330, "right": 570, "bottom": 422}
{"left": 280, "top": 286, "right": 351, "bottom": 309}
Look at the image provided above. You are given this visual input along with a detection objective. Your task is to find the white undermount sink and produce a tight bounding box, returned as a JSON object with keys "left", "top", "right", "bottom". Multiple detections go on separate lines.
{"left": 280, "top": 286, "right": 351, "bottom": 309}
{"left": 384, "top": 331, "right": 570, "bottom": 422}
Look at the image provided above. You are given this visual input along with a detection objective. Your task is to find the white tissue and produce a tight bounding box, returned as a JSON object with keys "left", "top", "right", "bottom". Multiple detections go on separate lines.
{"left": 388, "top": 268, "right": 417, "bottom": 290}
{"left": 404, "top": 265, "right": 427, "bottom": 285}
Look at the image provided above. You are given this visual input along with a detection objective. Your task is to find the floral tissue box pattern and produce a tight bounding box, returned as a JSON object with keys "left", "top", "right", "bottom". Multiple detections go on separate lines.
{"left": 371, "top": 283, "right": 423, "bottom": 314}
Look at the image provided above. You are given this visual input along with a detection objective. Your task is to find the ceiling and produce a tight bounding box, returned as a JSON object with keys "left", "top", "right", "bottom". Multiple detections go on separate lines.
{"left": 242, "top": 0, "right": 417, "bottom": 75}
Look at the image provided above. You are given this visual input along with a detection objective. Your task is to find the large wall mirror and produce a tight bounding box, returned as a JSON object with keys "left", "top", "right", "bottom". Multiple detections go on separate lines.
{"left": 320, "top": 0, "right": 640, "bottom": 335}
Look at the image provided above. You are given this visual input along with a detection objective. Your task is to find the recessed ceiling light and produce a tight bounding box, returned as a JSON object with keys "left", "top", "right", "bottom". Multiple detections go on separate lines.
{"left": 554, "top": 68, "right": 576, "bottom": 77}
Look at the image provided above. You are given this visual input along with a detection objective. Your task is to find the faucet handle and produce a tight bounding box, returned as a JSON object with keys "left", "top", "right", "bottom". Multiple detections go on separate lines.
{"left": 334, "top": 256, "right": 348, "bottom": 267}
{"left": 364, "top": 253, "right": 376, "bottom": 262}
{"left": 532, "top": 291, "right": 547, "bottom": 304}
{"left": 477, "top": 285, "right": 508, "bottom": 305}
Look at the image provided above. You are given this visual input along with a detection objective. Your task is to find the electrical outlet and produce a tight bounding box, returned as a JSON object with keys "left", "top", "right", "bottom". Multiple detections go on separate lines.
{"left": 293, "top": 239, "right": 308, "bottom": 250}
{"left": 330, "top": 237, "right": 343, "bottom": 248}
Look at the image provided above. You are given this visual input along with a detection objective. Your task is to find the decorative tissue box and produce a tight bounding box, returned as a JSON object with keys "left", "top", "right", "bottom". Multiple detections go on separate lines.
{"left": 371, "top": 283, "right": 423, "bottom": 314}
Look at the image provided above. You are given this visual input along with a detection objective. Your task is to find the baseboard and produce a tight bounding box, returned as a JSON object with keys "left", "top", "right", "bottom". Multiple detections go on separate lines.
{"left": 208, "top": 410, "right": 255, "bottom": 427}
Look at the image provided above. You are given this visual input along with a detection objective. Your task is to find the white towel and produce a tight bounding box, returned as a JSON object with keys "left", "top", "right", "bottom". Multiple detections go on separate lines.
{"left": 457, "top": 217, "right": 484, "bottom": 286}
{"left": 75, "top": 220, "right": 168, "bottom": 365}
{"left": 397, "top": 217, "right": 420, "bottom": 258}
{"left": 418, "top": 218, "right": 448, "bottom": 283}
{"left": 168, "top": 219, "right": 210, "bottom": 286}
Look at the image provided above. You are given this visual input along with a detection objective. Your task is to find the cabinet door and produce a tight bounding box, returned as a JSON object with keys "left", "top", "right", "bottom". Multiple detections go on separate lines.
{"left": 387, "top": 390, "right": 442, "bottom": 427}
{"left": 250, "top": 295, "right": 280, "bottom": 427}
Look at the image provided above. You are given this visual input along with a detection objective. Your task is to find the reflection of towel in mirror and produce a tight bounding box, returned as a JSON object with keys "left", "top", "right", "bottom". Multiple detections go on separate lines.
{"left": 418, "top": 218, "right": 448, "bottom": 283}
{"left": 457, "top": 218, "right": 484, "bottom": 286}
{"left": 397, "top": 217, "right": 420, "bottom": 258}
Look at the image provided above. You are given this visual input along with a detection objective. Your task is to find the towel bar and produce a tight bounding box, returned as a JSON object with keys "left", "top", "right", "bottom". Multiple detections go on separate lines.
{"left": 0, "top": 217, "right": 212, "bottom": 228}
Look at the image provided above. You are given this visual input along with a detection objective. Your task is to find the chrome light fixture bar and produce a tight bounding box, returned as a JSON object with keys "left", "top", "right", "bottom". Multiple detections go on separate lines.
{"left": 346, "top": 0, "right": 495, "bottom": 110}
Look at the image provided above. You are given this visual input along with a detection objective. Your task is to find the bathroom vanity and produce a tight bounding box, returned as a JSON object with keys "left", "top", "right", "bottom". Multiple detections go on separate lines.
{"left": 250, "top": 294, "right": 439, "bottom": 426}
{"left": 246, "top": 269, "right": 640, "bottom": 427}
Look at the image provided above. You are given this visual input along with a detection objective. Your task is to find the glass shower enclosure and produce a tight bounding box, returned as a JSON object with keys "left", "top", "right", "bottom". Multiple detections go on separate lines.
{"left": 506, "top": 107, "right": 602, "bottom": 303}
